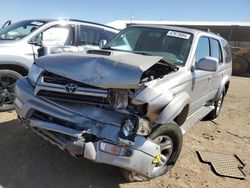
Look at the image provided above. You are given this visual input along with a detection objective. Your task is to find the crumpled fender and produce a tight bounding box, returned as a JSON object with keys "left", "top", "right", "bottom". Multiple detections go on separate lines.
{"left": 156, "top": 92, "right": 190, "bottom": 124}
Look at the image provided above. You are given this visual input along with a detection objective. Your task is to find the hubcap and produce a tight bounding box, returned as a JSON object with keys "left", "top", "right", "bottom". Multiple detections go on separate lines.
{"left": 0, "top": 75, "right": 16, "bottom": 109}
{"left": 152, "top": 135, "right": 173, "bottom": 173}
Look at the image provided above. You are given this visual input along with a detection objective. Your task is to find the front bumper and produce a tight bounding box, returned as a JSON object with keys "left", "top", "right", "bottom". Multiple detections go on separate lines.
{"left": 15, "top": 78, "right": 160, "bottom": 177}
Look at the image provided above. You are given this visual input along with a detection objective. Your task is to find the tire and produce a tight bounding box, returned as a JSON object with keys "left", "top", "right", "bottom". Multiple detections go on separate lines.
{"left": 0, "top": 70, "right": 23, "bottom": 112}
{"left": 232, "top": 56, "right": 249, "bottom": 76}
{"left": 121, "top": 121, "right": 183, "bottom": 182}
{"left": 205, "top": 89, "right": 225, "bottom": 120}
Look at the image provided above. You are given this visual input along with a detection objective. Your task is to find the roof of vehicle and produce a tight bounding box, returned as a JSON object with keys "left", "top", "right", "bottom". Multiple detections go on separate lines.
{"left": 21, "top": 19, "right": 56, "bottom": 23}
{"left": 19, "top": 19, "right": 118, "bottom": 31}
{"left": 127, "top": 24, "right": 223, "bottom": 39}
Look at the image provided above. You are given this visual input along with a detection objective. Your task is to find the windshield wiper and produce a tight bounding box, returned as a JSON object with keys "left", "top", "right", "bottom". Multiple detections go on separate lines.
{"left": 101, "top": 46, "right": 112, "bottom": 50}
{"left": 132, "top": 51, "right": 152, "bottom": 56}
{"left": 101, "top": 47, "right": 126, "bottom": 52}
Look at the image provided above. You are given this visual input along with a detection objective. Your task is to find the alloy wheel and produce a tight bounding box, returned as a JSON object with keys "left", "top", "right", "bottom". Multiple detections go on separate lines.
{"left": 152, "top": 135, "right": 173, "bottom": 173}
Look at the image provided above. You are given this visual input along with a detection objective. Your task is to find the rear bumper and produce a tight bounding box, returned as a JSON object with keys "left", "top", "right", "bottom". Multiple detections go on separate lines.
{"left": 15, "top": 78, "right": 160, "bottom": 177}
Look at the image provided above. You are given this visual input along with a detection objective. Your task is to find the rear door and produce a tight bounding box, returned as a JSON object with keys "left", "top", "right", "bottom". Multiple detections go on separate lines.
{"left": 208, "top": 38, "right": 223, "bottom": 98}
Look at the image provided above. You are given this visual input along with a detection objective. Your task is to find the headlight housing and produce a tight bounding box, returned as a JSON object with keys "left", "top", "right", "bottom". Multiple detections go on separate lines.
{"left": 28, "top": 64, "right": 44, "bottom": 86}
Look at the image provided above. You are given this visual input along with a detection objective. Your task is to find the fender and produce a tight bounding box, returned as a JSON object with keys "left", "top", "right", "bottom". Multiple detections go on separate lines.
{"left": 213, "top": 74, "right": 230, "bottom": 101}
{"left": 0, "top": 55, "right": 32, "bottom": 71}
{"left": 156, "top": 92, "right": 190, "bottom": 124}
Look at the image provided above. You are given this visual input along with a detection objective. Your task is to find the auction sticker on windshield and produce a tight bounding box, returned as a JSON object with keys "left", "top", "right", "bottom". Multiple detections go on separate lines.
{"left": 167, "top": 31, "right": 191, "bottom": 39}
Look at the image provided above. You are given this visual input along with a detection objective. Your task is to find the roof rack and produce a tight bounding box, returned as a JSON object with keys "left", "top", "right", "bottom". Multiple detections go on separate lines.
{"left": 68, "top": 19, "right": 117, "bottom": 30}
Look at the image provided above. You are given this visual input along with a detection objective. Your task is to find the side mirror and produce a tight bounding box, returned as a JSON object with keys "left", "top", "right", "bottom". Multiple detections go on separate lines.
{"left": 29, "top": 38, "right": 42, "bottom": 46}
{"left": 196, "top": 57, "right": 218, "bottom": 72}
{"left": 99, "top": 39, "right": 107, "bottom": 49}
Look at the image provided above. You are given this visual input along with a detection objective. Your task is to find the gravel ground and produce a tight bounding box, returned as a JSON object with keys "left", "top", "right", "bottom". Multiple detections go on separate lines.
{"left": 0, "top": 76, "right": 249, "bottom": 188}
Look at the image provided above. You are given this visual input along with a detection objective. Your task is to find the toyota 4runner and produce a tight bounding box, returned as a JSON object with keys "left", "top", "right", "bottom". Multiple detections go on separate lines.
{"left": 14, "top": 25, "right": 232, "bottom": 181}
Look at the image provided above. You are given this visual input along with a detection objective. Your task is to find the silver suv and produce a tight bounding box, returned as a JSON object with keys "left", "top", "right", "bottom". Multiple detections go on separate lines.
{"left": 15, "top": 25, "right": 232, "bottom": 181}
{"left": 0, "top": 19, "right": 118, "bottom": 111}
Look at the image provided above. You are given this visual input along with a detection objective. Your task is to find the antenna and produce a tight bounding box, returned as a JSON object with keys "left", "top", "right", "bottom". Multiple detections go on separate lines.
{"left": 130, "top": 15, "right": 133, "bottom": 23}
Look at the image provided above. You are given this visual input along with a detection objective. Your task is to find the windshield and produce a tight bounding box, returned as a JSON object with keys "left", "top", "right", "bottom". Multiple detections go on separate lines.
{"left": 0, "top": 20, "right": 46, "bottom": 41}
{"left": 104, "top": 27, "right": 193, "bottom": 66}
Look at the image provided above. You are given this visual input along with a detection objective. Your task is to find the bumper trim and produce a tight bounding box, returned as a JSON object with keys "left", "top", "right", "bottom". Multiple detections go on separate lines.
{"left": 30, "top": 119, "right": 82, "bottom": 138}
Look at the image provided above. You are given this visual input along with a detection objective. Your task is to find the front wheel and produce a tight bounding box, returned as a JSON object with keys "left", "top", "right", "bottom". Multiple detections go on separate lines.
{"left": 121, "top": 121, "right": 183, "bottom": 182}
{"left": 0, "top": 70, "right": 22, "bottom": 112}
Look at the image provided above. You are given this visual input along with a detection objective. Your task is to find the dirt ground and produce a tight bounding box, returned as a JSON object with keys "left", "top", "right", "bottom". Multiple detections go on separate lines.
{"left": 0, "top": 76, "right": 249, "bottom": 188}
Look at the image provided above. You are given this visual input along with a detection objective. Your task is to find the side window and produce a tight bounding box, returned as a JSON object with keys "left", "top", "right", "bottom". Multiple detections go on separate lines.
{"left": 34, "top": 25, "right": 74, "bottom": 46}
{"left": 221, "top": 39, "right": 232, "bottom": 63}
{"left": 103, "top": 30, "right": 117, "bottom": 41}
{"left": 79, "top": 25, "right": 104, "bottom": 45}
{"left": 195, "top": 37, "right": 210, "bottom": 63}
{"left": 210, "top": 38, "right": 222, "bottom": 63}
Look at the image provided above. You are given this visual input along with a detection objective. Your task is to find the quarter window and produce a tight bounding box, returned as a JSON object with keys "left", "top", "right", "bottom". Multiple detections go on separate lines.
{"left": 221, "top": 39, "right": 232, "bottom": 63}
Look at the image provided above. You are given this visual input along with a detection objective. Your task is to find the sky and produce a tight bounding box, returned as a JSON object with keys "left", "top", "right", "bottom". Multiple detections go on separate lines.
{"left": 0, "top": 0, "right": 250, "bottom": 25}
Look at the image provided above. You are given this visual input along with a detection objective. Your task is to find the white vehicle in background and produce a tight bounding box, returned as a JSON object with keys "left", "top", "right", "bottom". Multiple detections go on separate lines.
{"left": 0, "top": 19, "right": 118, "bottom": 111}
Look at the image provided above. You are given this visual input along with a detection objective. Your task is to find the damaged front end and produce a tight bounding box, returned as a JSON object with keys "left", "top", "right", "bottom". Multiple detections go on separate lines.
{"left": 15, "top": 52, "right": 177, "bottom": 178}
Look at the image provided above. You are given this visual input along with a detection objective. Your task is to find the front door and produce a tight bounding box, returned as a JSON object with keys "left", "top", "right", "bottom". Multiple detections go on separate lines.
{"left": 30, "top": 24, "right": 78, "bottom": 58}
{"left": 189, "top": 36, "right": 213, "bottom": 113}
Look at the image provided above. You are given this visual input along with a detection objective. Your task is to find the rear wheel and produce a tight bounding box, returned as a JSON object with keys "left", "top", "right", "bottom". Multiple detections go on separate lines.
{"left": 205, "top": 89, "right": 225, "bottom": 120}
{"left": 121, "top": 121, "right": 183, "bottom": 182}
{"left": 0, "top": 70, "right": 22, "bottom": 112}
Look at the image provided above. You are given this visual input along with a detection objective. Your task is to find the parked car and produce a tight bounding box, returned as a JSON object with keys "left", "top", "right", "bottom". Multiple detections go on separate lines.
{"left": 15, "top": 25, "right": 232, "bottom": 181}
{"left": 0, "top": 19, "right": 118, "bottom": 111}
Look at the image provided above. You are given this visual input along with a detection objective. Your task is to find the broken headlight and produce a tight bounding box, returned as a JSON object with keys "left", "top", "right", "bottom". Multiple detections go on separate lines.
{"left": 119, "top": 116, "right": 138, "bottom": 144}
{"left": 28, "top": 64, "right": 44, "bottom": 86}
{"left": 119, "top": 116, "right": 152, "bottom": 145}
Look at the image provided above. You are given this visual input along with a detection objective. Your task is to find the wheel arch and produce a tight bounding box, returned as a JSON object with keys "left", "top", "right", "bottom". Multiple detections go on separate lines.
{"left": 0, "top": 64, "right": 29, "bottom": 76}
{"left": 174, "top": 104, "right": 189, "bottom": 126}
{"left": 156, "top": 92, "right": 190, "bottom": 125}
{"left": 213, "top": 76, "right": 230, "bottom": 101}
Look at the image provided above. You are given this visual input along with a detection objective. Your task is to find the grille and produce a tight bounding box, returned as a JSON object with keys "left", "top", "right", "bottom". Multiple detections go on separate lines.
{"left": 39, "top": 72, "right": 110, "bottom": 105}
{"left": 38, "top": 90, "right": 110, "bottom": 105}
{"left": 42, "top": 71, "right": 99, "bottom": 89}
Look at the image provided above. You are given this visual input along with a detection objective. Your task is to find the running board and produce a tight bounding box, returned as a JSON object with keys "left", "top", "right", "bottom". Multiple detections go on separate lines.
{"left": 180, "top": 106, "right": 214, "bottom": 134}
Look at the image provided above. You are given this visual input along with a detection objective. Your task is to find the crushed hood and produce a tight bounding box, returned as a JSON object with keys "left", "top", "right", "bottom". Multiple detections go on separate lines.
{"left": 35, "top": 51, "right": 164, "bottom": 88}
